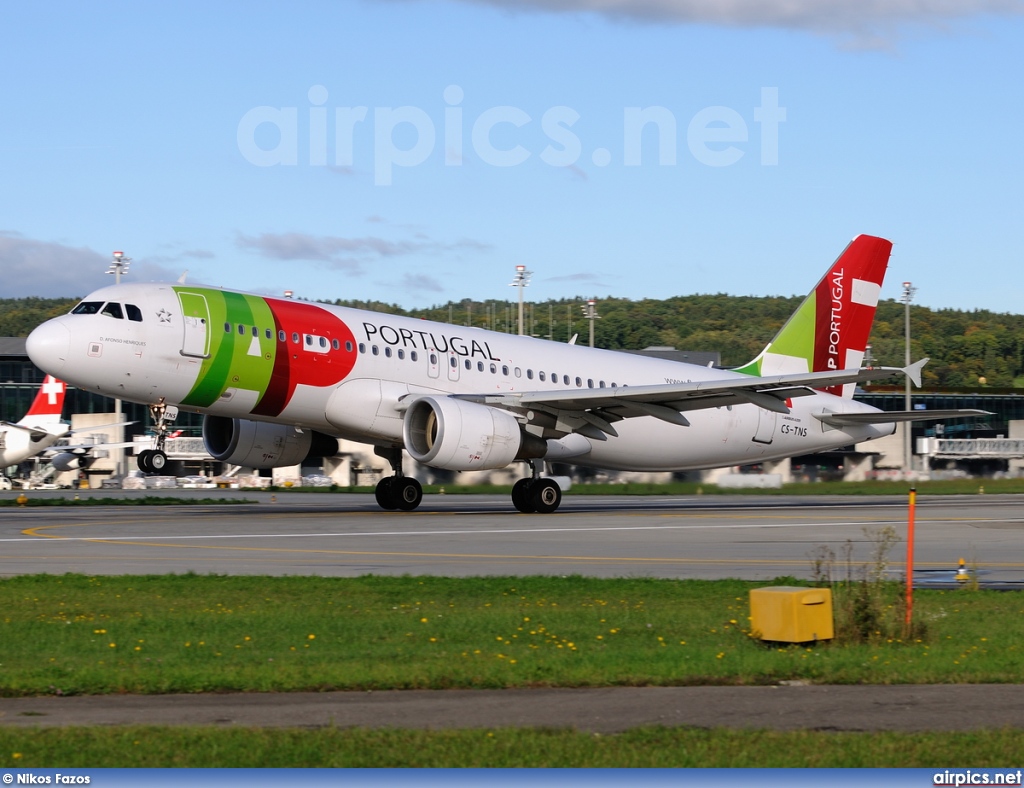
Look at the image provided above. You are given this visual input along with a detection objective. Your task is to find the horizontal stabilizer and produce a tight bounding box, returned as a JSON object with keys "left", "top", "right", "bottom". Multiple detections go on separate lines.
{"left": 815, "top": 409, "right": 992, "bottom": 427}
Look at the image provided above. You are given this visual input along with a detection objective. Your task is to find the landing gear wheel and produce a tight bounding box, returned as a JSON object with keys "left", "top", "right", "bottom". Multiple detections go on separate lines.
{"left": 137, "top": 450, "right": 153, "bottom": 474}
{"left": 393, "top": 477, "right": 423, "bottom": 511}
{"left": 148, "top": 450, "right": 168, "bottom": 473}
{"left": 511, "top": 478, "right": 536, "bottom": 513}
{"left": 530, "top": 478, "right": 562, "bottom": 514}
{"left": 374, "top": 477, "right": 398, "bottom": 510}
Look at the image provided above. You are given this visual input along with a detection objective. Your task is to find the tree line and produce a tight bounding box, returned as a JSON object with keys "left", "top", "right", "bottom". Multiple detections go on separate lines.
{"left": 5, "top": 294, "right": 1023, "bottom": 389}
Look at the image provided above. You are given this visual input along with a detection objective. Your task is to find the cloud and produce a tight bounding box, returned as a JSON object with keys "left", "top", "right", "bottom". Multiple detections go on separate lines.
{"left": 401, "top": 272, "right": 445, "bottom": 293}
{"left": 449, "top": 0, "right": 1022, "bottom": 43}
{"left": 236, "top": 231, "right": 491, "bottom": 272}
{"left": 0, "top": 232, "right": 182, "bottom": 298}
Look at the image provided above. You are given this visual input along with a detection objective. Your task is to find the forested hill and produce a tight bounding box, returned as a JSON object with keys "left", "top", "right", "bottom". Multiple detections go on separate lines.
{"left": 4, "top": 295, "right": 1023, "bottom": 389}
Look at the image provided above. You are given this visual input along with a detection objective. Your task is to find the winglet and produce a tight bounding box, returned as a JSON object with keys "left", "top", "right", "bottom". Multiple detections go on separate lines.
{"left": 904, "top": 357, "right": 928, "bottom": 388}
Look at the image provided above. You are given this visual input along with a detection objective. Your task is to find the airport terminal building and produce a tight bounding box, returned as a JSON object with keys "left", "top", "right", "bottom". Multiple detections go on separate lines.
{"left": 2, "top": 338, "right": 1021, "bottom": 486}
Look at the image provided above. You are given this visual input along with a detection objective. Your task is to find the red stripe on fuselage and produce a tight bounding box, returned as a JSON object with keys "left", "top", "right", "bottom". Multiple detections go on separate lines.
{"left": 251, "top": 299, "right": 357, "bottom": 417}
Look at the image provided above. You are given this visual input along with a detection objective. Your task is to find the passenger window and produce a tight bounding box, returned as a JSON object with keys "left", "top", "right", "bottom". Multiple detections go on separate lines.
{"left": 410, "top": 350, "right": 418, "bottom": 362}
{"left": 101, "top": 302, "right": 124, "bottom": 319}
{"left": 464, "top": 359, "right": 471, "bottom": 370}
{"left": 575, "top": 377, "right": 582, "bottom": 387}
{"left": 359, "top": 343, "right": 366, "bottom": 353}
{"left": 397, "top": 349, "right": 405, "bottom": 360}
{"left": 279, "top": 330, "right": 286, "bottom": 342}
{"left": 126, "top": 304, "right": 143, "bottom": 322}
{"left": 265, "top": 329, "right": 273, "bottom": 340}
{"left": 292, "top": 332, "right": 299, "bottom": 344}
{"left": 430, "top": 353, "right": 438, "bottom": 365}
{"left": 502, "top": 365, "right": 509, "bottom": 376}
{"left": 539, "top": 371, "right": 546, "bottom": 382}
{"left": 319, "top": 337, "right": 328, "bottom": 348}
{"left": 527, "top": 369, "right": 533, "bottom": 380}
{"left": 587, "top": 379, "right": 594, "bottom": 388}
{"left": 225, "top": 323, "right": 232, "bottom": 333}
{"left": 514, "top": 367, "right": 521, "bottom": 378}
{"left": 305, "top": 335, "right": 313, "bottom": 346}
{"left": 332, "top": 339, "right": 340, "bottom": 350}
{"left": 71, "top": 301, "right": 104, "bottom": 315}
{"left": 372, "top": 345, "right": 379, "bottom": 356}
{"left": 238, "top": 324, "right": 246, "bottom": 335}
{"left": 450, "top": 357, "right": 457, "bottom": 368}
{"left": 346, "top": 341, "right": 354, "bottom": 353}
{"left": 564, "top": 375, "right": 570, "bottom": 385}
{"left": 477, "top": 361, "right": 484, "bottom": 372}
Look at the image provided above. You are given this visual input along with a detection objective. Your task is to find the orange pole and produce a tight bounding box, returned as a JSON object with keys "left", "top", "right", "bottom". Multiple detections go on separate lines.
{"left": 905, "top": 487, "right": 917, "bottom": 630}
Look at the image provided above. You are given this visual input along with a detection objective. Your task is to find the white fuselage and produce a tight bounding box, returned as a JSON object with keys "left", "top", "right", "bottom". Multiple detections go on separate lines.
{"left": 26, "top": 282, "right": 896, "bottom": 472}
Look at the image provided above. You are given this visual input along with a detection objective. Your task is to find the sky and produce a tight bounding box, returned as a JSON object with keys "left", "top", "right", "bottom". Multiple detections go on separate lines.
{"left": 2, "top": 0, "right": 1023, "bottom": 314}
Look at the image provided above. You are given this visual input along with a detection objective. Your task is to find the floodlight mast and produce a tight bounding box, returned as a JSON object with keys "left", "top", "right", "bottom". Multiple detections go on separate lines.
{"left": 106, "top": 251, "right": 132, "bottom": 285}
{"left": 581, "top": 298, "right": 600, "bottom": 348}
{"left": 901, "top": 281, "right": 917, "bottom": 475}
{"left": 509, "top": 264, "right": 532, "bottom": 336}
{"left": 105, "top": 250, "right": 132, "bottom": 481}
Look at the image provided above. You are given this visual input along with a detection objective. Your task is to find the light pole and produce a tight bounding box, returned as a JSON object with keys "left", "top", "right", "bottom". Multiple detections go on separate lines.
{"left": 509, "top": 265, "right": 532, "bottom": 336}
{"left": 901, "top": 281, "right": 917, "bottom": 475}
{"left": 105, "top": 251, "right": 132, "bottom": 482}
{"left": 581, "top": 299, "right": 600, "bottom": 348}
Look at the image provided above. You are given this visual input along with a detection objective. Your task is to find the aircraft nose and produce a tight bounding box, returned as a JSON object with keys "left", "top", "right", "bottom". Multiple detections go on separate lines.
{"left": 26, "top": 319, "right": 71, "bottom": 377}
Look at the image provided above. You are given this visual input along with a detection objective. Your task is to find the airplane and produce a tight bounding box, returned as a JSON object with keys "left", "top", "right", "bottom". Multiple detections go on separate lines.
{"left": 0, "top": 375, "right": 132, "bottom": 481}
{"left": 24, "top": 234, "right": 987, "bottom": 512}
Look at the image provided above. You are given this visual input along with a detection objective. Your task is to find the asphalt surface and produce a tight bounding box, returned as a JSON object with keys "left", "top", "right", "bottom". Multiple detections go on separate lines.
{"left": 2, "top": 491, "right": 1021, "bottom": 732}
{"left": 1, "top": 685, "right": 1022, "bottom": 732}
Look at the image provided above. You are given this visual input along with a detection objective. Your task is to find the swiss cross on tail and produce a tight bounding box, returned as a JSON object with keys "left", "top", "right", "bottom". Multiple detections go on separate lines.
{"left": 23, "top": 375, "right": 67, "bottom": 421}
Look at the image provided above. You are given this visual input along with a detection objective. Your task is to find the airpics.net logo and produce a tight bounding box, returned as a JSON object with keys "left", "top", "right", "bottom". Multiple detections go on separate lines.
{"left": 236, "top": 85, "right": 786, "bottom": 185}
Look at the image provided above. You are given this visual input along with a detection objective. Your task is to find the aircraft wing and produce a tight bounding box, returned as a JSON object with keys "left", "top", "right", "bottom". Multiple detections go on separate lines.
{"left": 451, "top": 361, "right": 930, "bottom": 440}
{"left": 815, "top": 409, "right": 992, "bottom": 427}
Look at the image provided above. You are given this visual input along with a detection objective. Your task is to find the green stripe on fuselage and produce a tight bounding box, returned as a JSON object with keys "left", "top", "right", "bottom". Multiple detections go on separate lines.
{"left": 178, "top": 288, "right": 276, "bottom": 409}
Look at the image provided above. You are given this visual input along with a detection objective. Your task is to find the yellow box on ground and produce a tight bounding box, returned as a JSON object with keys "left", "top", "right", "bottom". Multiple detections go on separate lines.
{"left": 750, "top": 586, "right": 834, "bottom": 643}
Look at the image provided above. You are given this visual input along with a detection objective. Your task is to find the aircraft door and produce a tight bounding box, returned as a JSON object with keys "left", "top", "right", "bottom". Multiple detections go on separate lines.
{"left": 751, "top": 408, "right": 777, "bottom": 445}
{"left": 177, "top": 292, "right": 211, "bottom": 359}
{"left": 427, "top": 351, "right": 440, "bottom": 379}
{"left": 447, "top": 352, "right": 460, "bottom": 381}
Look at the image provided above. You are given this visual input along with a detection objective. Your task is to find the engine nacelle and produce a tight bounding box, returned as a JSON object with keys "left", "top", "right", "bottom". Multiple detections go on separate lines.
{"left": 50, "top": 452, "right": 93, "bottom": 472}
{"left": 202, "top": 416, "right": 339, "bottom": 469}
{"left": 403, "top": 396, "right": 542, "bottom": 471}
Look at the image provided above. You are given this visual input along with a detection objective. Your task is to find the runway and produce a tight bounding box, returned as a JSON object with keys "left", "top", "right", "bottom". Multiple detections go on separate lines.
{"left": 2, "top": 491, "right": 1022, "bottom": 583}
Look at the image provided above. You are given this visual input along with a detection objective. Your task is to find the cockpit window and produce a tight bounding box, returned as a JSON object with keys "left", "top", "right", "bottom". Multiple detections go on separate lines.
{"left": 126, "top": 304, "right": 143, "bottom": 322}
{"left": 71, "top": 301, "right": 103, "bottom": 315}
{"left": 101, "top": 302, "right": 124, "bottom": 319}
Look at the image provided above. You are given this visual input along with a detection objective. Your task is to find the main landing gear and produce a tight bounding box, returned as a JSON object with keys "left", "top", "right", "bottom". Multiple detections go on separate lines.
{"left": 511, "top": 461, "right": 562, "bottom": 514}
{"left": 373, "top": 446, "right": 423, "bottom": 511}
{"left": 136, "top": 400, "right": 174, "bottom": 474}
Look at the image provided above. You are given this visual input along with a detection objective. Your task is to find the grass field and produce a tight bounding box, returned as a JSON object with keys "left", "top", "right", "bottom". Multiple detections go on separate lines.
{"left": 2, "top": 574, "right": 1021, "bottom": 695}
{"left": 2, "top": 573, "right": 1022, "bottom": 767}
{"left": 4, "top": 726, "right": 1024, "bottom": 768}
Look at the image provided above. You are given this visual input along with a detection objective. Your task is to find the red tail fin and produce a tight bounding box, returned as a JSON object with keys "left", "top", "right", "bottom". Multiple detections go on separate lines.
{"left": 22, "top": 375, "right": 67, "bottom": 421}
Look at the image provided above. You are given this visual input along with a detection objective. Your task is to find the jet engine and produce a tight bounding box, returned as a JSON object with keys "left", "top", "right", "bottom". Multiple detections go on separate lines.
{"left": 50, "top": 451, "right": 94, "bottom": 472}
{"left": 202, "top": 416, "right": 339, "bottom": 469}
{"left": 403, "top": 396, "right": 544, "bottom": 471}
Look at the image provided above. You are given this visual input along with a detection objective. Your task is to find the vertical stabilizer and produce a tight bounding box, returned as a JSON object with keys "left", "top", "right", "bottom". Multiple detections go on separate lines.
{"left": 20, "top": 375, "right": 67, "bottom": 425}
{"left": 734, "top": 235, "right": 892, "bottom": 398}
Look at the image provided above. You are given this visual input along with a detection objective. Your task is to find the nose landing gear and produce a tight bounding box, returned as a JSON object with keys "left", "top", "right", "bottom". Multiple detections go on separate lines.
{"left": 136, "top": 400, "right": 176, "bottom": 474}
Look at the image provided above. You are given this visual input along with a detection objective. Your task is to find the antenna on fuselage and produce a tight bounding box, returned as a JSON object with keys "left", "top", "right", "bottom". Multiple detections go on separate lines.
{"left": 177, "top": 270, "right": 189, "bottom": 284}
{"left": 106, "top": 251, "right": 131, "bottom": 284}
